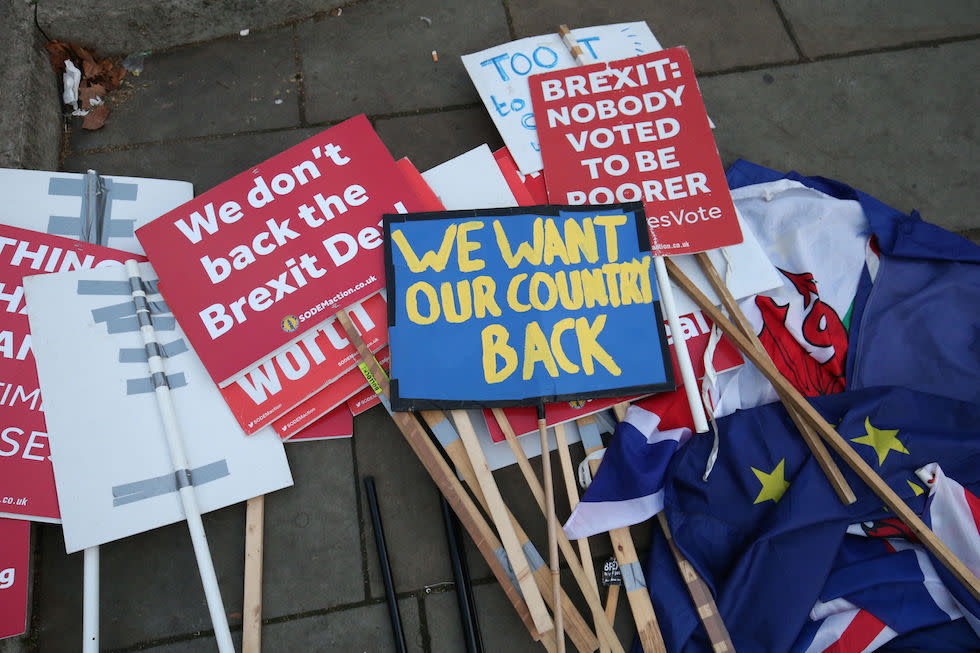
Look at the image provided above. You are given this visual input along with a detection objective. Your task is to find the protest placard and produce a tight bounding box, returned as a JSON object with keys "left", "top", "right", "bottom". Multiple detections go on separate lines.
{"left": 463, "top": 23, "right": 663, "bottom": 175}
{"left": 0, "top": 223, "right": 142, "bottom": 522}
{"left": 530, "top": 47, "right": 742, "bottom": 256}
{"left": 284, "top": 404, "right": 354, "bottom": 442}
{"left": 24, "top": 263, "right": 292, "bottom": 553}
{"left": 220, "top": 291, "right": 388, "bottom": 435}
{"left": 0, "top": 168, "right": 193, "bottom": 256}
{"left": 384, "top": 204, "right": 674, "bottom": 411}
{"left": 136, "top": 114, "right": 424, "bottom": 386}
{"left": 0, "top": 518, "right": 28, "bottom": 639}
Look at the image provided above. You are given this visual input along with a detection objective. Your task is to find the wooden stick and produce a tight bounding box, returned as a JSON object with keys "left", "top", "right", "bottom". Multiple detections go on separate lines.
{"left": 604, "top": 585, "right": 620, "bottom": 627}
{"left": 664, "top": 257, "right": 980, "bottom": 602}
{"left": 335, "top": 311, "right": 554, "bottom": 649}
{"left": 452, "top": 410, "right": 554, "bottom": 635}
{"left": 421, "top": 411, "right": 600, "bottom": 653}
{"left": 538, "top": 410, "right": 565, "bottom": 652}
{"left": 243, "top": 495, "right": 265, "bottom": 653}
{"left": 554, "top": 422, "right": 605, "bottom": 653}
{"left": 580, "top": 426, "right": 665, "bottom": 653}
{"left": 490, "top": 409, "right": 627, "bottom": 653}
{"left": 693, "top": 252, "right": 856, "bottom": 505}
{"left": 657, "top": 513, "right": 734, "bottom": 653}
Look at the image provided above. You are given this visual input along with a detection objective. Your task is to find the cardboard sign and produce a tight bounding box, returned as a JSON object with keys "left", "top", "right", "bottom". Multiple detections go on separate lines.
{"left": 0, "top": 518, "right": 29, "bottom": 639}
{"left": 220, "top": 291, "right": 388, "bottom": 435}
{"left": 421, "top": 145, "right": 518, "bottom": 210}
{"left": 493, "top": 147, "right": 547, "bottom": 206}
{"left": 284, "top": 404, "right": 354, "bottom": 442}
{"left": 531, "top": 47, "right": 742, "bottom": 256}
{"left": 24, "top": 263, "right": 292, "bottom": 553}
{"left": 385, "top": 204, "right": 674, "bottom": 410}
{"left": 136, "top": 115, "right": 424, "bottom": 386}
{"left": 271, "top": 345, "right": 389, "bottom": 439}
{"left": 0, "top": 167, "right": 193, "bottom": 256}
{"left": 463, "top": 23, "right": 663, "bottom": 175}
{"left": 0, "top": 223, "right": 142, "bottom": 522}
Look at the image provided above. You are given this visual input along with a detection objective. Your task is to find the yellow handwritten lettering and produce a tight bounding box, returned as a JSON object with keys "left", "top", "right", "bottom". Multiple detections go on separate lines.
{"left": 472, "top": 276, "right": 501, "bottom": 318}
{"left": 576, "top": 315, "right": 621, "bottom": 376}
{"left": 593, "top": 214, "right": 627, "bottom": 263}
{"left": 406, "top": 282, "right": 439, "bottom": 325}
{"left": 456, "top": 221, "right": 485, "bottom": 272}
{"left": 392, "top": 225, "right": 457, "bottom": 273}
{"left": 529, "top": 272, "right": 558, "bottom": 311}
{"left": 550, "top": 318, "right": 579, "bottom": 373}
{"left": 482, "top": 324, "right": 518, "bottom": 383}
{"left": 441, "top": 280, "right": 472, "bottom": 323}
{"left": 506, "top": 273, "right": 531, "bottom": 312}
{"left": 495, "top": 218, "right": 544, "bottom": 268}
{"left": 522, "top": 321, "right": 559, "bottom": 380}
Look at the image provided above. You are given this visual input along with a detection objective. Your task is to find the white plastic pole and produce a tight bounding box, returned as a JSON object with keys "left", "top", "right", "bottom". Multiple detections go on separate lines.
{"left": 653, "top": 256, "right": 710, "bottom": 434}
{"left": 82, "top": 546, "right": 99, "bottom": 653}
{"left": 125, "top": 260, "right": 236, "bottom": 653}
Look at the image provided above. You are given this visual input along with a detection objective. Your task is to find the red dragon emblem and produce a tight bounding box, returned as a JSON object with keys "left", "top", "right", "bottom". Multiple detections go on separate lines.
{"left": 756, "top": 269, "right": 848, "bottom": 397}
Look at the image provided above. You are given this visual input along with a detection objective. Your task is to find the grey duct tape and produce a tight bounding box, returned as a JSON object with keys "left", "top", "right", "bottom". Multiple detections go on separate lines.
{"left": 111, "top": 459, "right": 229, "bottom": 506}
{"left": 106, "top": 315, "right": 176, "bottom": 334}
{"left": 619, "top": 561, "right": 647, "bottom": 592}
{"left": 577, "top": 419, "right": 604, "bottom": 451}
{"left": 493, "top": 547, "right": 522, "bottom": 595}
{"left": 429, "top": 417, "right": 459, "bottom": 448}
{"left": 118, "top": 340, "right": 189, "bottom": 363}
{"left": 126, "top": 372, "right": 187, "bottom": 394}
{"left": 522, "top": 541, "right": 545, "bottom": 572}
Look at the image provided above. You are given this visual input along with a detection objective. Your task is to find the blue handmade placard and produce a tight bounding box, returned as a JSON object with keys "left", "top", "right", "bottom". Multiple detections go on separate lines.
{"left": 384, "top": 203, "right": 674, "bottom": 411}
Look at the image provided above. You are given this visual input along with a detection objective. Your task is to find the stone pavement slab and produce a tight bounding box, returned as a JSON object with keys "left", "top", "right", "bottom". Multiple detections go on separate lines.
{"left": 31, "top": 437, "right": 362, "bottom": 650}
{"left": 0, "top": 0, "right": 61, "bottom": 170}
{"left": 506, "top": 0, "right": 799, "bottom": 72}
{"left": 64, "top": 128, "right": 321, "bottom": 194}
{"left": 374, "top": 108, "right": 504, "bottom": 172}
{"left": 702, "top": 40, "right": 980, "bottom": 234}
{"left": 354, "top": 405, "right": 454, "bottom": 600}
{"left": 69, "top": 26, "right": 302, "bottom": 151}
{"left": 778, "top": 0, "right": 980, "bottom": 58}
{"left": 36, "top": 0, "right": 344, "bottom": 56}
{"left": 296, "top": 0, "right": 509, "bottom": 123}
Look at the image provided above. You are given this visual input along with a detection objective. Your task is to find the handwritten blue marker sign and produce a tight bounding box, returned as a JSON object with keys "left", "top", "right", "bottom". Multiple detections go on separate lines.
{"left": 384, "top": 204, "right": 674, "bottom": 411}
{"left": 462, "top": 22, "right": 664, "bottom": 175}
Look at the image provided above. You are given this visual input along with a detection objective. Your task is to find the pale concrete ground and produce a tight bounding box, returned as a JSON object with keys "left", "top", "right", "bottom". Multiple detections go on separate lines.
{"left": 2, "top": 1, "right": 978, "bottom": 651}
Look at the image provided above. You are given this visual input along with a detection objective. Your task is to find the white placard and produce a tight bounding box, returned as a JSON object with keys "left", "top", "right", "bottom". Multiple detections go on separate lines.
{"left": 24, "top": 263, "right": 292, "bottom": 553}
{"left": 421, "top": 144, "right": 517, "bottom": 209}
{"left": 463, "top": 23, "right": 663, "bottom": 175}
{"left": 666, "top": 207, "right": 784, "bottom": 315}
{"left": 0, "top": 168, "right": 193, "bottom": 255}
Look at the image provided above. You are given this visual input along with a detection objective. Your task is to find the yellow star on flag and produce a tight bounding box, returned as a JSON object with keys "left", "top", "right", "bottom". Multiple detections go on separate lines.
{"left": 751, "top": 459, "right": 791, "bottom": 504}
{"left": 851, "top": 417, "right": 908, "bottom": 465}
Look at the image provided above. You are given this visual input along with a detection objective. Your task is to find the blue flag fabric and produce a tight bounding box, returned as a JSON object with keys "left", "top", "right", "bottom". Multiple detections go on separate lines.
{"left": 644, "top": 386, "right": 980, "bottom": 653}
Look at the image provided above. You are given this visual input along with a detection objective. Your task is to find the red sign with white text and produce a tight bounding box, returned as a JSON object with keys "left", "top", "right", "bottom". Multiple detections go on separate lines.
{"left": 221, "top": 292, "right": 388, "bottom": 434}
{"left": 0, "top": 224, "right": 142, "bottom": 522}
{"left": 530, "top": 47, "right": 741, "bottom": 255}
{"left": 0, "top": 518, "right": 29, "bottom": 639}
{"left": 285, "top": 404, "right": 354, "bottom": 442}
{"left": 136, "top": 114, "right": 424, "bottom": 385}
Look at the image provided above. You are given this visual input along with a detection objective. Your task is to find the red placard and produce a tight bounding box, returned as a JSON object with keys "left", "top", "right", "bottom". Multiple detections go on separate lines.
{"left": 0, "top": 518, "right": 29, "bottom": 639}
{"left": 530, "top": 47, "right": 742, "bottom": 256}
{"left": 285, "top": 404, "right": 354, "bottom": 442}
{"left": 271, "top": 344, "right": 390, "bottom": 439}
{"left": 221, "top": 292, "right": 388, "bottom": 434}
{"left": 0, "top": 224, "right": 143, "bottom": 522}
{"left": 136, "top": 114, "right": 424, "bottom": 385}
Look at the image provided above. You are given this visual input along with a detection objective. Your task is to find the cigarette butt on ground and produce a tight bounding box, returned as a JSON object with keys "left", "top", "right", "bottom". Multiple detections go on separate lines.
{"left": 432, "top": 50, "right": 438, "bottom": 62}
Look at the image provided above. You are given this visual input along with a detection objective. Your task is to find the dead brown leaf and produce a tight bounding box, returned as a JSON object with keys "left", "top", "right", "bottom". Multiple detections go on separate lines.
{"left": 81, "top": 104, "right": 109, "bottom": 130}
